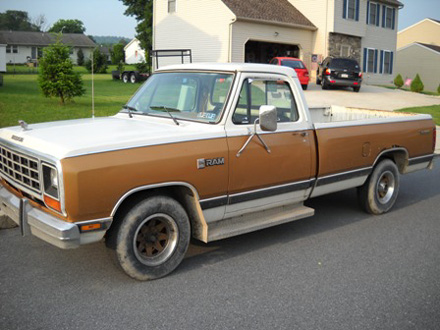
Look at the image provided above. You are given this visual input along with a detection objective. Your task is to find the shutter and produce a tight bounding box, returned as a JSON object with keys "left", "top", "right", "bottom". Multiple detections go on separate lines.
{"left": 390, "top": 52, "right": 394, "bottom": 75}
{"left": 380, "top": 50, "right": 384, "bottom": 74}
{"left": 363, "top": 48, "right": 367, "bottom": 72}
{"left": 382, "top": 5, "right": 386, "bottom": 27}
{"left": 392, "top": 8, "right": 396, "bottom": 29}
{"left": 374, "top": 49, "right": 378, "bottom": 73}
{"left": 343, "top": 0, "right": 347, "bottom": 19}
{"left": 376, "top": 4, "right": 380, "bottom": 26}
{"left": 366, "top": 1, "right": 370, "bottom": 24}
{"left": 355, "top": 0, "right": 360, "bottom": 21}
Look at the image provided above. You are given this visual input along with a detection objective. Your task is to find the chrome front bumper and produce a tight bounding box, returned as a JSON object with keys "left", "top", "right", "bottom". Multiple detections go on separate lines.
{"left": 0, "top": 183, "right": 112, "bottom": 249}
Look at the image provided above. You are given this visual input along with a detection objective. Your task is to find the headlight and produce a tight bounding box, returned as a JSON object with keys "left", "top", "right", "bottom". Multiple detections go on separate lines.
{"left": 42, "top": 164, "right": 59, "bottom": 199}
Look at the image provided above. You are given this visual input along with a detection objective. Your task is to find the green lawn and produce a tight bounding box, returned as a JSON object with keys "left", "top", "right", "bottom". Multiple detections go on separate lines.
{"left": 0, "top": 74, "right": 140, "bottom": 128}
{"left": 5, "top": 64, "right": 138, "bottom": 74}
{"left": 396, "top": 105, "right": 440, "bottom": 125}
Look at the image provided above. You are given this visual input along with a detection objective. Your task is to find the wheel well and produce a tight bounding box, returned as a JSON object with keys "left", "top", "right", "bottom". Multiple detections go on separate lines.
{"left": 374, "top": 149, "right": 408, "bottom": 173}
{"left": 105, "top": 185, "right": 205, "bottom": 248}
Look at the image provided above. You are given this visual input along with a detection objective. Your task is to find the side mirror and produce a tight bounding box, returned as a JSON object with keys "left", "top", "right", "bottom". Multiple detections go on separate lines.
{"left": 259, "top": 105, "right": 277, "bottom": 132}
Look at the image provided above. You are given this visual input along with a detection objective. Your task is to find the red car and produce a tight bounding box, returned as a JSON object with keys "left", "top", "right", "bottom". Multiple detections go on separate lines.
{"left": 270, "top": 57, "right": 310, "bottom": 90}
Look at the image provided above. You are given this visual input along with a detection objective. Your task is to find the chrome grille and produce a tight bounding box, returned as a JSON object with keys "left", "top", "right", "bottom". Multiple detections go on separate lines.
{"left": 0, "top": 144, "right": 41, "bottom": 193}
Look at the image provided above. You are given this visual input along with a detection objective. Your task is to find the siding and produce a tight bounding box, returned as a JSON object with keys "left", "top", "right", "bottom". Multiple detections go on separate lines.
{"left": 397, "top": 19, "right": 440, "bottom": 49}
{"left": 396, "top": 45, "right": 440, "bottom": 92}
{"left": 334, "top": 0, "right": 366, "bottom": 37}
{"left": 4, "top": 45, "right": 92, "bottom": 65}
{"left": 230, "top": 20, "right": 314, "bottom": 68}
{"left": 153, "top": 0, "right": 234, "bottom": 69}
{"left": 0, "top": 44, "right": 6, "bottom": 72}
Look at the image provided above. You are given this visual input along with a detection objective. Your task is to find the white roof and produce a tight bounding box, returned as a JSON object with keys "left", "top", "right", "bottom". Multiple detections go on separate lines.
{"left": 156, "top": 62, "right": 298, "bottom": 77}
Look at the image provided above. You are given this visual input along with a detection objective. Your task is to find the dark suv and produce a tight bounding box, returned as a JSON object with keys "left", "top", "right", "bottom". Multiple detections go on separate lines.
{"left": 316, "top": 57, "right": 362, "bottom": 92}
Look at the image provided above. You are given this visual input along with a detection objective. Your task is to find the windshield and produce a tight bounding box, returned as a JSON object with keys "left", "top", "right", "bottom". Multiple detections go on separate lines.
{"left": 280, "top": 60, "right": 306, "bottom": 69}
{"left": 124, "top": 72, "right": 234, "bottom": 123}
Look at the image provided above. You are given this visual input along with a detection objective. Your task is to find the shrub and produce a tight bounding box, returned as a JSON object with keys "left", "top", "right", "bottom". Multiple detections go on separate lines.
{"left": 116, "top": 61, "right": 125, "bottom": 73}
{"left": 393, "top": 74, "right": 404, "bottom": 88}
{"left": 85, "top": 48, "right": 108, "bottom": 73}
{"left": 410, "top": 74, "right": 424, "bottom": 93}
{"left": 135, "top": 60, "right": 150, "bottom": 73}
{"left": 77, "top": 48, "right": 84, "bottom": 66}
{"left": 38, "top": 35, "right": 85, "bottom": 104}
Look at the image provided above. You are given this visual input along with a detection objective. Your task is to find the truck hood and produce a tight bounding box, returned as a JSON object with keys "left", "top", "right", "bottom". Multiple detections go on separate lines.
{"left": 0, "top": 114, "right": 225, "bottom": 159}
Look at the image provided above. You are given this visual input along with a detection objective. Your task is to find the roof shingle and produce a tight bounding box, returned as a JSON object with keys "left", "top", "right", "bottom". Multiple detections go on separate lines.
{"left": 417, "top": 43, "right": 440, "bottom": 54}
{"left": 222, "top": 0, "right": 315, "bottom": 29}
{"left": 0, "top": 31, "right": 96, "bottom": 47}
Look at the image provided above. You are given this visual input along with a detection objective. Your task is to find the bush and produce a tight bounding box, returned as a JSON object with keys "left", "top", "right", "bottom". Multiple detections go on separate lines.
{"left": 85, "top": 48, "right": 108, "bottom": 73}
{"left": 410, "top": 74, "right": 424, "bottom": 93}
{"left": 116, "top": 61, "right": 125, "bottom": 73}
{"left": 135, "top": 60, "right": 150, "bottom": 73}
{"left": 77, "top": 48, "right": 84, "bottom": 66}
{"left": 38, "top": 35, "right": 85, "bottom": 104}
{"left": 393, "top": 74, "right": 404, "bottom": 88}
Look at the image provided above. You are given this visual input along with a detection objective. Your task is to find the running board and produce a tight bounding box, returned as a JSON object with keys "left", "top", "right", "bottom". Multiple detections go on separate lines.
{"left": 207, "top": 203, "right": 315, "bottom": 242}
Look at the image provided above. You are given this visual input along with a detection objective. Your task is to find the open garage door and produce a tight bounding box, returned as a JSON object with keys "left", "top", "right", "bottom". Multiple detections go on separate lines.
{"left": 245, "top": 40, "right": 300, "bottom": 64}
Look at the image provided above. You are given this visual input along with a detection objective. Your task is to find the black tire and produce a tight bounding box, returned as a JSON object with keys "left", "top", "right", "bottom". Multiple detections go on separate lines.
{"left": 302, "top": 84, "right": 308, "bottom": 90}
{"left": 321, "top": 78, "right": 328, "bottom": 90}
{"left": 130, "top": 73, "right": 137, "bottom": 84}
{"left": 357, "top": 159, "right": 400, "bottom": 215}
{"left": 112, "top": 195, "right": 190, "bottom": 280}
{"left": 122, "top": 73, "right": 129, "bottom": 83}
{"left": 353, "top": 86, "right": 361, "bottom": 92}
{"left": 316, "top": 72, "right": 321, "bottom": 85}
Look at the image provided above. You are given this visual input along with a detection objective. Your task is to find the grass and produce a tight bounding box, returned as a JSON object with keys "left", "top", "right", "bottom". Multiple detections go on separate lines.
{"left": 0, "top": 74, "right": 141, "bottom": 128}
{"left": 378, "top": 84, "right": 440, "bottom": 96}
{"left": 5, "top": 64, "right": 138, "bottom": 74}
{"left": 396, "top": 105, "right": 440, "bottom": 125}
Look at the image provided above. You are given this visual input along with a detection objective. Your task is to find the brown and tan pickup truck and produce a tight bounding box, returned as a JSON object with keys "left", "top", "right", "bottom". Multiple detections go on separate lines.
{"left": 0, "top": 63, "right": 436, "bottom": 280}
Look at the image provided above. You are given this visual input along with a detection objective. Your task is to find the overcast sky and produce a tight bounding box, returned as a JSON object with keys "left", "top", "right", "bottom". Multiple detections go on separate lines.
{"left": 0, "top": 0, "right": 439, "bottom": 38}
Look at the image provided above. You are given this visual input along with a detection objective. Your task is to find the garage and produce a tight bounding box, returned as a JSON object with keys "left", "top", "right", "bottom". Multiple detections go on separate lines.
{"left": 244, "top": 40, "right": 300, "bottom": 63}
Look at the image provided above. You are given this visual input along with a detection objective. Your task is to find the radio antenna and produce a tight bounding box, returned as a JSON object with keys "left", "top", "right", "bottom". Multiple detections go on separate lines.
{"left": 91, "top": 49, "right": 95, "bottom": 118}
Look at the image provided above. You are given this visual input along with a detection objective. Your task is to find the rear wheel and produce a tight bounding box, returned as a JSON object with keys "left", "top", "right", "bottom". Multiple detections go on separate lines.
{"left": 321, "top": 78, "right": 328, "bottom": 90}
{"left": 316, "top": 73, "right": 321, "bottom": 85}
{"left": 130, "top": 73, "right": 137, "bottom": 83}
{"left": 122, "top": 73, "right": 129, "bottom": 83}
{"left": 302, "top": 84, "right": 308, "bottom": 90}
{"left": 111, "top": 196, "right": 190, "bottom": 280}
{"left": 358, "top": 159, "right": 400, "bottom": 215}
{"left": 353, "top": 86, "right": 361, "bottom": 92}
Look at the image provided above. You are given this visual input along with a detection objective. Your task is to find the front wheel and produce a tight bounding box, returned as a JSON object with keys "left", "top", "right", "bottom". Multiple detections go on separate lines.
{"left": 357, "top": 159, "right": 400, "bottom": 215}
{"left": 130, "top": 73, "right": 137, "bottom": 83}
{"left": 112, "top": 196, "right": 190, "bottom": 280}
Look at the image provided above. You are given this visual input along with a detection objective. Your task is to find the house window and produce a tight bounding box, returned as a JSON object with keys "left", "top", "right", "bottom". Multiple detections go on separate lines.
{"left": 368, "top": 2, "right": 379, "bottom": 25}
{"left": 340, "top": 45, "right": 351, "bottom": 57}
{"left": 367, "top": 49, "right": 375, "bottom": 72}
{"left": 347, "top": 0, "right": 356, "bottom": 20}
{"left": 382, "top": 6, "right": 395, "bottom": 29}
{"left": 168, "top": 0, "right": 176, "bottom": 13}
{"left": 6, "top": 45, "right": 18, "bottom": 54}
{"left": 383, "top": 51, "right": 393, "bottom": 74}
{"left": 364, "top": 48, "right": 378, "bottom": 73}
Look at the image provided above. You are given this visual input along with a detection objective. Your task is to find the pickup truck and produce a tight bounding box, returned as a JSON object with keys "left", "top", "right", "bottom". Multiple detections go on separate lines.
{"left": 0, "top": 63, "right": 436, "bottom": 280}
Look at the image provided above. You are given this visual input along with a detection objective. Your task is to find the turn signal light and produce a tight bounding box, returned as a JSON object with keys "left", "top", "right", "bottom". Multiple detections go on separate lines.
{"left": 80, "top": 223, "right": 102, "bottom": 232}
{"left": 44, "top": 195, "right": 61, "bottom": 213}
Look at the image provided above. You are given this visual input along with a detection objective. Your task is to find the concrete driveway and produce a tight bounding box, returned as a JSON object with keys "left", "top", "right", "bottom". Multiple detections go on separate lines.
{"left": 304, "top": 83, "right": 440, "bottom": 110}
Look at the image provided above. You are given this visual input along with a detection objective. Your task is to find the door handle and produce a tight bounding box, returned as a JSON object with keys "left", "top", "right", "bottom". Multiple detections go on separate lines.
{"left": 293, "top": 131, "right": 309, "bottom": 137}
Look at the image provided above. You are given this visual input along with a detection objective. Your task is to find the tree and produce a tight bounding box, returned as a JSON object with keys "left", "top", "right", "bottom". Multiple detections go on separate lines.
{"left": 0, "top": 10, "right": 40, "bottom": 31}
{"left": 393, "top": 74, "right": 404, "bottom": 89}
{"left": 111, "top": 43, "right": 125, "bottom": 64}
{"left": 33, "top": 14, "right": 48, "bottom": 32}
{"left": 38, "top": 35, "right": 85, "bottom": 104}
{"left": 48, "top": 19, "right": 86, "bottom": 34}
{"left": 119, "top": 0, "right": 153, "bottom": 70}
{"left": 77, "top": 48, "right": 85, "bottom": 66}
{"left": 410, "top": 74, "right": 424, "bottom": 93}
{"left": 85, "top": 48, "right": 108, "bottom": 73}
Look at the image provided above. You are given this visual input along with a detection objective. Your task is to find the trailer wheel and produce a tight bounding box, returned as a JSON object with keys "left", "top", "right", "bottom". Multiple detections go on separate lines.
{"left": 113, "top": 195, "right": 190, "bottom": 281}
{"left": 130, "top": 73, "right": 137, "bottom": 83}
{"left": 122, "top": 73, "right": 129, "bottom": 83}
{"left": 358, "top": 159, "right": 400, "bottom": 215}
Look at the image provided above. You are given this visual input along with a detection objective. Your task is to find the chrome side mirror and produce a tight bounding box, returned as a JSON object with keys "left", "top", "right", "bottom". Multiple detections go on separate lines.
{"left": 259, "top": 105, "right": 277, "bottom": 132}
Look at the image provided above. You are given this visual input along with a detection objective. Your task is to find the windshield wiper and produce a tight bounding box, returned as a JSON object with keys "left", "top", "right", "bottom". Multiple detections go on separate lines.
{"left": 150, "top": 106, "right": 181, "bottom": 126}
{"left": 122, "top": 105, "right": 140, "bottom": 118}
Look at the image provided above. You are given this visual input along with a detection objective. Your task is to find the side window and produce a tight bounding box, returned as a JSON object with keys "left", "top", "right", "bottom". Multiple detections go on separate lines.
{"left": 232, "top": 79, "right": 299, "bottom": 125}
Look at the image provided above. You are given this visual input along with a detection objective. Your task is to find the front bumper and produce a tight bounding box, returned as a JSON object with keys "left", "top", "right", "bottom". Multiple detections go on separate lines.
{"left": 0, "top": 183, "right": 112, "bottom": 249}
{"left": 324, "top": 77, "right": 362, "bottom": 87}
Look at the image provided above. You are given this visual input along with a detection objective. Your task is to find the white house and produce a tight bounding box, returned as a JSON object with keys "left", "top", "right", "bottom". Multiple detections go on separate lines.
{"left": 153, "top": 0, "right": 403, "bottom": 85}
{"left": 0, "top": 31, "right": 96, "bottom": 65}
{"left": 0, "top": 44, "right": 6, "bottom": 72}
{"left": 124, "top": 38, "right": 146, "bottom": 64}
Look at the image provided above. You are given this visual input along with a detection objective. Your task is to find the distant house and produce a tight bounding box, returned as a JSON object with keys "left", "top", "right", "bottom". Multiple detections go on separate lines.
{"left": 0, "top": 31, "right": 96, "bottom": 65}
{"left": 124, "top": 38, "right": 145, "bottom": 64}
{"left": 98, "top": 46, "right": 112, "bottom": 64}
{"left": 153, "top": 0, "right": 403, "bottom": 84}
{"left": 395, "top": 18, "right": 440, "bottom": 92}
{"left": 0, "top": 44, "right": 6, "bottom": 72}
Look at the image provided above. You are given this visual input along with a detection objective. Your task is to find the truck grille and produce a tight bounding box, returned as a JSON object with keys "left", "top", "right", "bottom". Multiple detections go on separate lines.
{"left": 0, "top": 145, "right": 41, "bottom": 193}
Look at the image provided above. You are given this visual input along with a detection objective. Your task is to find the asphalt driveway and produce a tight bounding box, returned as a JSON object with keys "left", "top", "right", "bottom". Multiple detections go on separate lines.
{"left": 304, "top": 83, "right": 440, "bottom": 110}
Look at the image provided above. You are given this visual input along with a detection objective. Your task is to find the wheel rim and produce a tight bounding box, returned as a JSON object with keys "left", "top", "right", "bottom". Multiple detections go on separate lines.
{"left": 133, "top": 213, "right": 179, "bottom": 266}
{"left": 130, "top": 75, "right": 136, "bottom": 83}
{"left": 376, "top": 170, "right": 395, "bottom": 204}
{"left": 123, "top": 75, "right": 128, "bottom": 83}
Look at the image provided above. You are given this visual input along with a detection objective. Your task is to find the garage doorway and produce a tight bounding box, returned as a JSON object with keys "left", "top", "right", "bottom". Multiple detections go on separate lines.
{"left": 245, "top": 40, "right": 300, "bottom": 64}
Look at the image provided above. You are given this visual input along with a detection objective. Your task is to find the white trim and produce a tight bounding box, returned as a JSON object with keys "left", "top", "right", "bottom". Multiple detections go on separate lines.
{"left": 383, "top": 5, "right": 394, "bottom": 29}
{"left": 398, "top": 18, "right": 440, "bottom": 34}
{"left": 345, "top": 0, "right": 357, "bottom": 21}
{"left": 397, "top": 43, "right": 440, "bottom": 56}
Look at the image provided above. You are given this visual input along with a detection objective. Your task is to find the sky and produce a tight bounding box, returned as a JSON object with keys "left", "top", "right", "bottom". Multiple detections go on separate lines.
{"left": 0, "top": 0, "right": 439, "bottom": 38}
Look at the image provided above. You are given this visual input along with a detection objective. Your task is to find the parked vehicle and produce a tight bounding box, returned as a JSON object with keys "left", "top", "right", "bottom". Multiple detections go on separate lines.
{"left": 111, "top": 70, "right": 149, "bottom": 83}
{"left": 270, "top": 57, "right": 309, "bottom": 90}
{"left": 0, "top": 63, "right": 436, "bottom": 281}
{"left": 316, "top": 57, "right": 362, "bottom": 92}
